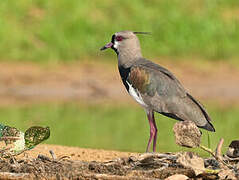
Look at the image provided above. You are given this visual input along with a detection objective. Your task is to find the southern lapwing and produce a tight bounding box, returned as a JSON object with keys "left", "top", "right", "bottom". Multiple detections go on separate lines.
{"left": 100, "top": 30, "right": 215, "bottom": 152}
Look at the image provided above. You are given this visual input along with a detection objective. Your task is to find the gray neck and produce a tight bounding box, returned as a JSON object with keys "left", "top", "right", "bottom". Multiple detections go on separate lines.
{"left": 117, "top": 47, "right": 142, "bottom": 68}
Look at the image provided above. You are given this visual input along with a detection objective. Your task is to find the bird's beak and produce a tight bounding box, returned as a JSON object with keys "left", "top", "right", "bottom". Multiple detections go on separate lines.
{"left": 100, "top": 42, "right": 113, "bottom": 51}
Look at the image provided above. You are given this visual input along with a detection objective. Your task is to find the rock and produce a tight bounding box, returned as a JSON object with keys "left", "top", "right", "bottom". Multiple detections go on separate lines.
{"left": 226, "top": 140, "right": 239, "bottom": 158}
{"left": 165, "top": 174, "right": 189, "bottom": 180}
{"left": 173, "top": 121, "right": 201, "bottom": 148}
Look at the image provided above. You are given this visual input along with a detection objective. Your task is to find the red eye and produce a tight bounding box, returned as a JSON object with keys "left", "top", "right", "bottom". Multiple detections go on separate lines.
{"left": 115, "top": 36, "right": 123, "bottom": 41}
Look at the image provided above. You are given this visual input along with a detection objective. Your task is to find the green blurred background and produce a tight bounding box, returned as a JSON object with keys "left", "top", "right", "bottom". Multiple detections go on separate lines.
{"left": 1, "top": 0, "right": 239, "bottom": 62}
{"left": 0, "top": 0, "right": 239, "bottom": 156}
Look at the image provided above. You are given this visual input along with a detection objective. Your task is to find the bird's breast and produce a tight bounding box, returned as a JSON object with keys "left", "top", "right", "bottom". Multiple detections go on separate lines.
{"left": 118, "top": 65, "right": 148, "bottom": 108}
{"left": 126, "top": 81, "right": 148, "bottom": 108}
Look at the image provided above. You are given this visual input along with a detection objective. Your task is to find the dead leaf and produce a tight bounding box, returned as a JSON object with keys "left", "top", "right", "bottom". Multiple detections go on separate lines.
{"left": 177, "top": 152, "right": 205, "bottom": 176}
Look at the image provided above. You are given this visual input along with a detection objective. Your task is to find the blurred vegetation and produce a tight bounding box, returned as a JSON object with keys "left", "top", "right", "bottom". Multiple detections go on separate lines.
{"left": 0, "top": 0, "right": 239, "bottom": 62}
{"left": 0, "top": 103, "right": 238, "bottom": 156}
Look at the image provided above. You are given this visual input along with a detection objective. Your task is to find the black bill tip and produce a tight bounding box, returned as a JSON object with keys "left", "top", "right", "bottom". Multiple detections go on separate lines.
{"left": 100, "top": 46, "right": 107, "bottom": 51}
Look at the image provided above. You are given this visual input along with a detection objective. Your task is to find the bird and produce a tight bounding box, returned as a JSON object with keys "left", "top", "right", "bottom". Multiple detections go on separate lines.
{"left": 100, "top": 30, "right": 215, "bottom": 152}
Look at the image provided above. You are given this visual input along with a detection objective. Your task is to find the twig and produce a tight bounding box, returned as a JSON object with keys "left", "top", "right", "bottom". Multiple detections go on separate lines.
{"left": 199, "top": 144, "right": 215, "bottom": 157}
{"left": 0, "top": 172, "right": 32, "bottom": 179}
{"left": 215, "top": 138, "right": 224, "bottom": 161}
{"left": 200, "top": 138, "right": 230, "bottom": 169}
{"left": 49, "top": 150, "right": 57, "bottom": 160}
{"left": 0, "top": 137, "right": 20, "bottom": 141}
{"left": 58, "top": 155, "right": 71, "bottom": 161}
{"left": 82, "top": 173, "right": 159, "bottom": 180}
{"left": 37, "top": 154, "right": 51, "bottom": 161}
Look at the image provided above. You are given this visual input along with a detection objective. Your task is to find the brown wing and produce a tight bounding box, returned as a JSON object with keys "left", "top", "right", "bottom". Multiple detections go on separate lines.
{"left": 128, "top": 66, "right": 150, "bottom": 94}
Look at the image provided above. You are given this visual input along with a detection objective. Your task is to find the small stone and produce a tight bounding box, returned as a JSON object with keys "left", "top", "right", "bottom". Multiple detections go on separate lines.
{"left": 173, "top": 120, "right": 201, "bottom": 148}
{"left": 165, "top": 174, "right": 189, "bottom": 180}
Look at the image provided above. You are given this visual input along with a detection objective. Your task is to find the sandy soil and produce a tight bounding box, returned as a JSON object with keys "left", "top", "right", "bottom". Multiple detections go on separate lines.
{"left": 21, "top": 144, "right": 138, "bottom": 162}
{"left": 1, "top": 144, "right": 238, "bottom": 179}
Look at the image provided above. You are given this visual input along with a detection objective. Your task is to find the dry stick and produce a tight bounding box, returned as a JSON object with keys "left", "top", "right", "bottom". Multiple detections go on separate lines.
{"left": 0, "top": 172, "right": 32, "bottom": 179}
{"left": 49, "top": 150, "right": 57, "bottom": 160}
{"left": 200, "top": 138, "right": 230, "bottom": 169}
{"left": 83, "top": 173, "right": 159, "bottom": 180}
{"left": 0, "top": 137, "right": 20, "bottom": 141}
{"left": 199, "top": 145, "right": 215, "bottom": 157}
{"left": 215, "top": 138, "right": 224, "bottom": 161}
{"left": 215, "top": 138, "right": 232, "bottom": 169}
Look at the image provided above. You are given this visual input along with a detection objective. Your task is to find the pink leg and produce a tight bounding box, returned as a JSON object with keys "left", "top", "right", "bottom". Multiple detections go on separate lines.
{"left": 152, "top": 112, "right": 158, "bottom": 152}
{"left": 146, "top": 110, "right": 158, "bottom": 152}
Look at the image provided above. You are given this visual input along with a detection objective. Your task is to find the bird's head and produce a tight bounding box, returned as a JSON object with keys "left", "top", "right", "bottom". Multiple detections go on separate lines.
{"left": 100, "top": 31, "right": 150, "bottom": 55}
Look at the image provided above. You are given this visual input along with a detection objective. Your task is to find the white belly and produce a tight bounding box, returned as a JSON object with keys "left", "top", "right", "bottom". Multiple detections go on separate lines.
{"left": 126, "top": 81, "right": 147, "bottom": 108}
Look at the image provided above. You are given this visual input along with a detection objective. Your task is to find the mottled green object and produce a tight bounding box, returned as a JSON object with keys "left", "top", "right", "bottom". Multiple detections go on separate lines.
{"left": 2, "top": 125, "right": 21, "bottom": 145}
{"left": 24, "top": 126, "right": 50, "bottom": 149}
{"left": 0, "top": 124, "right": 50, "bottom": 157}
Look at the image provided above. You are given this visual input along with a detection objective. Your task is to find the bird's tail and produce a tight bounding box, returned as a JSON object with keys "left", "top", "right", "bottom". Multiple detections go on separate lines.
{"left": 187, "top": 93, "right": 215, "bottom": 132}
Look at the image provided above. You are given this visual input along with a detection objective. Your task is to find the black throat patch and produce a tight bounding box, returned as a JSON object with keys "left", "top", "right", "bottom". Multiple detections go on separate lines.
{"left": 118, "top": 65, "right": 130, "bottom": 92}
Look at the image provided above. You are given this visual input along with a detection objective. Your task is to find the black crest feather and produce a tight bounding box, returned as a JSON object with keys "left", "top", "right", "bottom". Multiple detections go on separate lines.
{"left": 133, "top": 32, "right": 151, "bottom": 35}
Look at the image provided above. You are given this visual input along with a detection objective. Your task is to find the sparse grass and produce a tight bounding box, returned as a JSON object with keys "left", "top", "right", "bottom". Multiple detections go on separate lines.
{"left": 0, "top": 0, "right": 239, "bottom": 63}
{"left": 0, "top": 102, "right": 238, "bottom": 156}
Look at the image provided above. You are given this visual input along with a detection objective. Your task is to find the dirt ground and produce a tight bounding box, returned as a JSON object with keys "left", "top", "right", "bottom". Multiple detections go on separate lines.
{"left": 22, "top": 144, "right": 138, "bottom": 162}
{"left": 1, "top": 144, "right": 238, "bottom": 179}
{"left": 0, "top": 60, "right": 239, "bottom": 106}
{"left": 0, "top": 61, "right": 239, "bottom": 179}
